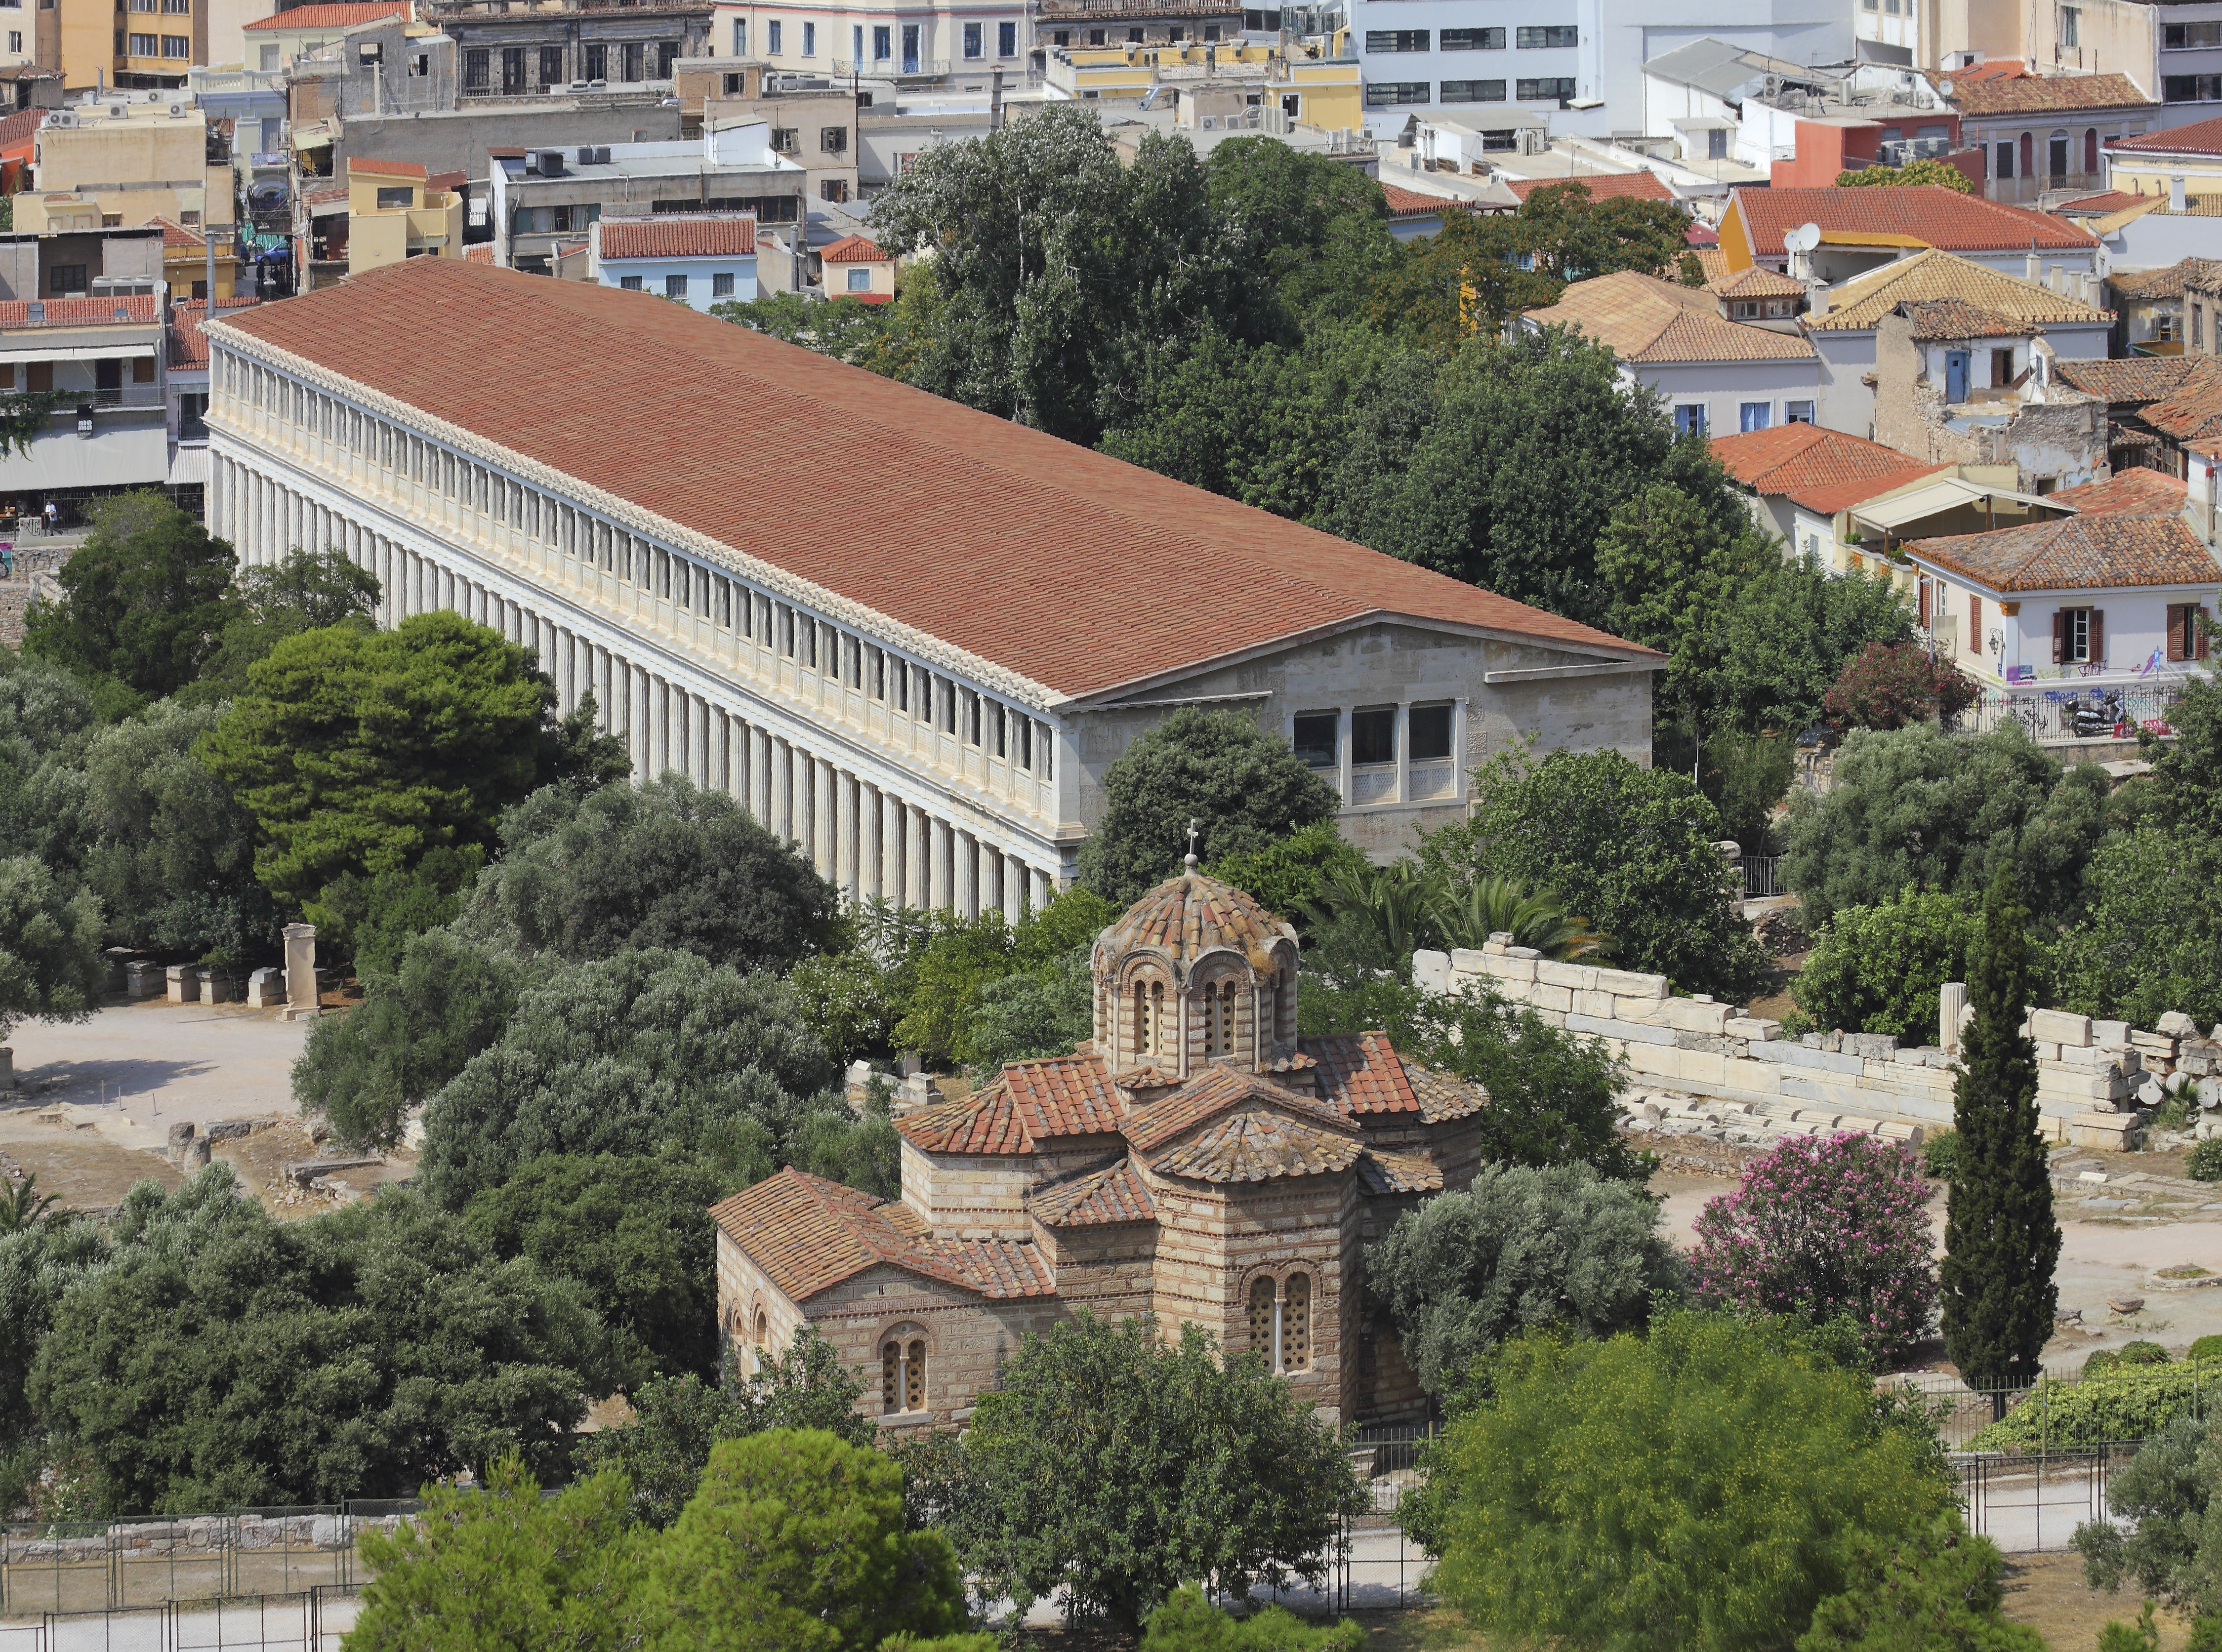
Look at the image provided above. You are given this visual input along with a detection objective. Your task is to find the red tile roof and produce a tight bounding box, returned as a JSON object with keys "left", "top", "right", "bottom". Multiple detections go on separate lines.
{"left": 1356, "top": 1147, "right": 1445, "bottom": 1195}
{"left": 1151, "top": 1108, "right": 1363, "bottom": 1183}
{"left": 1938, "top": 70, "right": 2152, "bottom": 115}
{"left": 1899, "top": 297, "right": 2037, "bottom": 340}
{"left": 1730, "top": 185, "right": 2096, "bottom": 258}
{"left": 147, "top": 214, "right": 204, "bottom": 249}
{"left": 819, "top": 232, "right": 887, "bottom": 261}
{"left": 1507, "top": 171, "right": 1674, "bottom": 203}
{"left": 1030, "top": 1159, "right": 1156, "bottom": 1226}
{"left": 2138, "top": 362, "right": 2222, "bottom": 444}
{"left": 1303, "top": 1032, "right": 1422, "bottom": 1116}
{"left": 1948, "top": 59, "right": 2033, "bottom": 81}
{"left": 1097, "top": 871, "right": 1294, "bottom": 970}
{"left": 348, "top": 157, "right": 426, "bottom": 180}
{"left": 708, "top": 1167, "right": 1054, "bottom": 1302}
{"left": 2112, "top": 116, "right": 2222, "bottom": 157}
{"left": 897, "top": 1052, "right": 1127, "bottom": 1155}
{"left": 463, "top": 243, "right": 494, "bottom": 264}
{"left": 2052, "top": 466, "right": 2189, "bottom": 517}
{"left": 0, "top": 296, "right": 161, "bottom": 328}
{"left": 599, "top": 212, "right": 757, "bottom": 260}
{"left": 1709, "top": 423, "right": 1945, "bottom": 515}
{"left": 1527, "top": 269, "right": 1816, "bottom": 363}
{"left": 169, "top": 297, "right": 263, "bottom": 369}
{"left": 2051, "top": 354, "right": 2200, "bottom": 405}
{"left": 1122, "top": 1065, "right": 1354, "bottom": 1154}
{"left": 213, "top": 259, "right": 1658, "bottom": 699}
{"left": 1709, "top": 264, "right": 1804, "bottom": 298}
{"left": 245, "top": 1, "right": 406, "bottom": 27}
{"left": 1908, "top": 513, "right": 2222, "bottom": 591}
{"left": 0, "top": 107, "right": 42, "bottom": 154}
{"left": 2056, "top": 190, "right": 2142, "bottom": 216}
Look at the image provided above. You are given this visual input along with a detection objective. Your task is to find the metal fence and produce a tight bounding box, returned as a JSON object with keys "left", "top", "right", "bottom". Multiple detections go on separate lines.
{"left": 0, "top": 1588, "right": 360, "bottom": 1652}
{"left": 1742, "top": 855, "right": 1784, "bottom": 899}
{"left": 1, "top": 1507, "right": 417, "bottom": 1618}
{"left": 1952, "top": 682, "right": 2185, "bottom": 743}
{"left": 1956, "top": 1446, "right": 2139, "bottom": 1555}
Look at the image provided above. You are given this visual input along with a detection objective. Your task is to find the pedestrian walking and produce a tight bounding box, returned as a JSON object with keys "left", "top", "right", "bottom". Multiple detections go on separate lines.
{"left": 41, "top": 500, "right": 57, "bottom": 535}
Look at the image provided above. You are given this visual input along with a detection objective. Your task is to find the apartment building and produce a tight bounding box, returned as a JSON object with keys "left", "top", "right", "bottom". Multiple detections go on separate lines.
{"left": 419, "top": 0, "right": 713, "bottom": 92}
{"left": 204, "top": 257, "right": 1659, "bottom": 898}
{"left": 713, "top": 0, "right": 1026, "bottom": 78}
{"left": 0, "top": 287, "right": 168, "bottom": 509}
{"left": 1932, "top": 66, "right": 2156, "bottom": 203}
{"left": 31, "top": 0, "right": 260, "bottom": 91}
{"left": 587, "top": 210, "right": 757, "bottom": 305}
{"left": 488, "top": 122, "right": 803, "bottom": 272}
{"left": 16, "top": 93, "right": 237, "bottom": 241}
{"left": 242, "top": 0, "right": 409, "bottom": 72}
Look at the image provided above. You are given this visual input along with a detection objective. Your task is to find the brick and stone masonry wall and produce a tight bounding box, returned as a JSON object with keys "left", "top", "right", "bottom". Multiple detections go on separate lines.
{"left": 1412, "top": 938, "right": 2222, "bottom": 1151}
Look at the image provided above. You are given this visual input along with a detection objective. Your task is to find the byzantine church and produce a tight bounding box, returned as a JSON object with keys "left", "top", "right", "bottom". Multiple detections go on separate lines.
{"left": 710, "top": 864, "right": 1488, "bottom": 1427}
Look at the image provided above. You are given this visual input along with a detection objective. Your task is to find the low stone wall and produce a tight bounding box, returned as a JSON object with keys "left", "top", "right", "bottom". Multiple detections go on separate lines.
{"left": 1412, "top": 941, "right": 2222, "bottom": 1150}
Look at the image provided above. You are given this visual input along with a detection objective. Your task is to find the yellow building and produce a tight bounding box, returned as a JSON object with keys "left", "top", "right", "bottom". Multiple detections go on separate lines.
{"left": 1043, "top": 40, "right": 1361, "bottom": 132}
{"left": 17, "top": 96, "right": 236, "bottom": 239}
{"left": 152, "top": 213, "right": 240, "bottom": 296}
{"left": 338, "top": 157, "right": 462, "bottom": 276}
{"left": 35, "top": 0, "right": 268, "bottom": 93}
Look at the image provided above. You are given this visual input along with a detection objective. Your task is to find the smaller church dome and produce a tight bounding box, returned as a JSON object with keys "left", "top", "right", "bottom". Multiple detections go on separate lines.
{"left": 1093, "top": 871, "right": 1297, "bottom": 980}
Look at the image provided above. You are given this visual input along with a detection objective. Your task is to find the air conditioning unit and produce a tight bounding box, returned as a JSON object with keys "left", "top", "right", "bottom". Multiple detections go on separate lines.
{"left": 537, "top": 149, "right": 565, "bottom": 173}
{"left": 108, "top": 103, "right": 126, "bottom": 119}
{"left": 45, "top": 110, "right": 75, "bottom": 128}
{"left": 167, "top": 101, "right": 188, "bottom": 117}
{"left": 588, "top": 77, "right": 606, "bottom": 88}
{"left": 569, "top": 80, "right": 589, "bottom": 91}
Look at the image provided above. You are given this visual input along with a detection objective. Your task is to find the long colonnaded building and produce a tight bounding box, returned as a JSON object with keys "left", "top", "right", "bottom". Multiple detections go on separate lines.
{"left": 202, "top": 259, "right": 1661, "bottom": 908}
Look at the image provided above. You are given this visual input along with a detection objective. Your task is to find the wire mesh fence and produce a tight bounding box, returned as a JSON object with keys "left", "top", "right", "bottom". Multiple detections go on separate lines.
{"left": 2, "top": 1508, "right": 415, "bottom": 1618}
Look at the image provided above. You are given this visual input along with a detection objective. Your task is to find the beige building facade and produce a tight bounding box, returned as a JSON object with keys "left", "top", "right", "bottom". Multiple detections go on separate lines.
{"left": 18, "top": 95, "right": 236, "bottom": 237}
{"left": 713, "top": 872, "right": 1487, "bottom": 1427}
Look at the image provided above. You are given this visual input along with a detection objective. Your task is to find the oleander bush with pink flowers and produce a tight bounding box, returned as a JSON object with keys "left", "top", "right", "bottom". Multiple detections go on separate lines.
{"left": 1689, "top": 1132, "right": 1939, "bottom": 1367}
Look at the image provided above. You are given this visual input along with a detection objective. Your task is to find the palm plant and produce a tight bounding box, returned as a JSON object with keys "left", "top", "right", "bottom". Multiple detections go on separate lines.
{"left": 1430, "top": 876, "right": 1613, "bottom": 963}
{"left": 0, "top": 1171, "right": 60, "bottom": 1233}
{"left": 1300, "top": 859, "right": 1437, "bottom": 966}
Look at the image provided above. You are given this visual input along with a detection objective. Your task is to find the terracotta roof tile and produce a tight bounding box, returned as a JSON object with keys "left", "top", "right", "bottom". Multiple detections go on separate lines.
{"left": 1732, "top": 186, "right": 2095, "bottom": 258}
{"left": 819, "top": 231, "right": 887, "bottom": 260}
{"left": 147, "top": 214, "right": 204, "bottom": 249}
{"left": 2107, "top": 259, "right": 2222, "bottom": 301}
{"left": 1303, "top": 1032, "right": 1421, "bottom": 1115}
{"left": 1095, "top": 872, "right": 1295, "bottom": 974}
{"left": 0, "top": 108, "right": 41, "bottom": 153}
{"left": 1708, "top": 264, "right": 1804, "bottom": 298}
{"left": 2113, "top": 116, "right": 2222, "bottom": 157}
{"left": 1709, "top": 422, "right": 1945, "bottom": 514}
{"left": 1908, "top": 513, "right": 2222, "bottom": 591}
{"left": 1404, "top": 1064, "right": 1488, "bottom": 1124}
{"left": 464, "top": 242, "right": 494, "bottom": 264}
{"left": 2057, "top": 190, "right": 2142, "bottom": 216}
{"left": 1898, "top": 297, "right": 2039, "bottom": 340}
{"left": 600, "top": 212, "right": 757, "bottom": 260}
{"left": 1355, "top": 1147, "right": 1445, "bottom": 1195}
{"left": 169, "top": 296, "right": 263, "bottom": 368}
{"left": 348, "top": 157, "right": 426, "bottom": 180}
{"left": 1030, "top": 1159, "right": 1156, "bottom": 1226}
{"left": 709, "top": 1167, "right": 1052, "bottom": 1301}
{"left": 1807, "top": 247, "right": 2109, "bottom": 332}
{"left": 2051, "top": 467, "right": 2188, "bottom": 516}
{"left": 897, "top": 1054, "right": 1125, "bottom": 1155}
{"left": 1936, "top": 70, "right": 2152, "bottom": 115}
{"left": 245, "top": 1, "right": 406, "bottom": 27}
{"left": 896, "top": 1085, "right": 1034, "bottom": 1156}
{"left": 1150, "top": 1109, "right": 1363, "bottom": 1183}
{"left": 2138, "top": 361, "right": 2222, "bottom": 443}
{"left": 1526, "top": 269, "right": 1815, "bottom": 363}
{"left": 2052, "top": 354, "right": 2201, "bottom": 403}
{"left": 212, "top": 259, "right": 1659, "bottom": 700}
{"left": 1506, "top": 172, "right": 1674, "bottom": 203}
{"left": 0, "top": 296, "right": 160, "bottom": 328}
{"left": 1122, "top": 1064, "right": 1351, "bottom": 1154}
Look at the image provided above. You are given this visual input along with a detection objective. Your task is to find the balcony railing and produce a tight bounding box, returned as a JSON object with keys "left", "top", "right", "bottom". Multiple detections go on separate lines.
{"left": 190, "top": 68, "right": 285, "bottom": 94}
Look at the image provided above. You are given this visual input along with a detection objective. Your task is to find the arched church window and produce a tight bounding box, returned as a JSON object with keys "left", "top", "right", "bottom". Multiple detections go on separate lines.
{"left": 1204, "top": 979, "right": 1235, "bottom": 1057}
{"left": 753, "top": 1309, "right": 768, "bottom": 1369}
{"left": 882, "top": 1336, "right": 929, "bottom": 1413}
{"left": 1248, "top": 1277, "right": 1277, "bottom": 1366}
{"left": 1284, "top": 1274, "right": 1312, "bottom": 1372}
{"left": 1133, "top": 980, "right": 1166, "bottom": 1058}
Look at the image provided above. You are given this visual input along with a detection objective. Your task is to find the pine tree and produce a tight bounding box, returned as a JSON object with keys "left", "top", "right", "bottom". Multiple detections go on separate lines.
{"left": 1940, "top": 870, "right": 2061, "bottom": 1413}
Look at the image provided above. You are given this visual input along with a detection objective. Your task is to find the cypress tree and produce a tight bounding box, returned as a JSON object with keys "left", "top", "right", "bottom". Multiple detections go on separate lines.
{"left": 1940, "top": 870, "right": 2061, "bottom": 1414}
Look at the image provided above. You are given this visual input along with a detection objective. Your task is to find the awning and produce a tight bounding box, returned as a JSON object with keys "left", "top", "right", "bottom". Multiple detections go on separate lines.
{"left": 167, "top": 443, "right": 210, "bottom": 487}
{"left": 0, "top": 342, "right": 157, "bottom": 363}
{"left": 293, "top": 127, "right": 333, "bottom": 151}
{"left": 1850, "top": 476, "right": 2066, "bottom": 532}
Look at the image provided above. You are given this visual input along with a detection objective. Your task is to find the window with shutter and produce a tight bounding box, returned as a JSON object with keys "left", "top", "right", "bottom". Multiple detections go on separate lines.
{"left": 1969, "top": 596, "right": 1983, "bottom": 656}
{"left": 2053, "top": 607, "right": 2067, "bottom": 665}
{"left": 2169, "top": 604, "right": 2188, "bottom": 662}
{"left": 2090, "top": 608, "right": 2104, "bottom": 664}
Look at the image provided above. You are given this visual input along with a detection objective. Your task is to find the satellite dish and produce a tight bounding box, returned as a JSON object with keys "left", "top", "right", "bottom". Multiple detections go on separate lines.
{"left": 1939, "top": 77, "right": 1955, "bottom": 95}
{"left": 1784, "top": 222, "right": 1822, "bottom": 254}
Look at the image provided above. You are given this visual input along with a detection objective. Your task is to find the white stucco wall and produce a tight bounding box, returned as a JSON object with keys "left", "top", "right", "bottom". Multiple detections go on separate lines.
{"left": 595, "top": 251, "right": 759, "bottom": 310}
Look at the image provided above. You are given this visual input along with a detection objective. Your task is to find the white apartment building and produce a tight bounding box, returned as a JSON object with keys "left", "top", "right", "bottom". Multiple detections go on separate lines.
{"left": 202, "top": 258, "right": 1662, "bottom": 903}
{"left": 713, "top": 0, "right": 1028, "bottom": 77}
{"left": 1357, "top": 0, "right": 1850, "bottom": 142}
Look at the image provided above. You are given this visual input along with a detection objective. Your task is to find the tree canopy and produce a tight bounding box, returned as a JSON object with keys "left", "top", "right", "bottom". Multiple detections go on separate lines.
{"left": 196, "top": 611, "right": 576, "bottom": 909}
{"left": 1077, "top": 707, "right": 1341, "bottom": 906}
{"left": 22, "top": 493, "right": 241, "bottom": 716}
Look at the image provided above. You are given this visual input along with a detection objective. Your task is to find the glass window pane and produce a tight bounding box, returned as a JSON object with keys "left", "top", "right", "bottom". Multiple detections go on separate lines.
{"left": 1291, "top": 713, "right": 1338, "bottom": 768}
{"left": 1351, "top": 708, "right": 1395, "bottom": 766}
{"left": 1409, "top": 703, "right": 1453, "bottom": 763}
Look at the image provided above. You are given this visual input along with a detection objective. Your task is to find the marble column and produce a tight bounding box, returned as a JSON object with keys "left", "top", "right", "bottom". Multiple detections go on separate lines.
{"left": 649, "top": 677, "right": 669, "bottom": 777}
{"left": 834, "top": 771, "right": 857, "bottom": 897}
{"left": 752, "top": 727, "right": 773, "bottom": 823}
{"left": 1004, "top": 851, "right": 1026, "bottom": 922}
{"left": 693, "top": 695, "right": 712, "bottom": 787}
{"left": 814, "top": 759, "right": 837, "bottom": 881}
{"left": 773, "top": 740, "right": 793, "bottom": 841}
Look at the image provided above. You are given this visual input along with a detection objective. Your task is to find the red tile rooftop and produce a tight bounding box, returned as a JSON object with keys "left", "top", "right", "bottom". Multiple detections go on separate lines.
{"left": 211, "top": 258, "right": 1660, "bottom": 701}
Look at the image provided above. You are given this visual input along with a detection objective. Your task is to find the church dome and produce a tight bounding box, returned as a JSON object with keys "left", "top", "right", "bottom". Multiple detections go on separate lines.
{"left": 1093, "top": 871, "right": 1297, "bottom": 981}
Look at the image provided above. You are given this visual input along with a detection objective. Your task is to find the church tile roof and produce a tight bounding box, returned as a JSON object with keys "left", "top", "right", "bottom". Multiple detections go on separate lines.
{"left": 1151, "top": 1110, "right": 1364, "bottom": 1184}
{"left": 1094, "top": 871, "right": 1295, "bottom": 972}
{"left": 1030, "top": 1159, "right": 1157, "bottom": 1226}
{"left": 1356, "top": 1148, "right": 1447, "bottom": 1196}
{"left": 709, "top": 1168, "right": 1054, "bottom": 1302}
{"left": 1304, "top": 1032, "right": 1423, "bottom": 1115}
{"left": 897, "top": 1053, "right": 1126, "bottom": 1156}
{"left": 1122, "top": 1065, "right": 1352, "bottom": 1154}
{"left": 1405, "top": 1064, "right": 1490, "bottom": 1124}
{"left": 898, "top": 1086, "right": 1035, "bottom": 1156}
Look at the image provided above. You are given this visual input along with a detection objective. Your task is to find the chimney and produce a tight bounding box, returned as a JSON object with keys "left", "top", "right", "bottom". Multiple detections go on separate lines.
{"left": 990, "top": 65, "right": 1004, "bottom": 131}
{"left": 2025, "top": 242, "right": 2040, "bottom": 281}
{"left": 2172, "top": 173, "right": 2188, "bottom": 212}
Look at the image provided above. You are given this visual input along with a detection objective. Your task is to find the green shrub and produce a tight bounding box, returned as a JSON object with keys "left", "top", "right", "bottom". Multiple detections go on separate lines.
{"left": 1790, "top": 887, "right": 1981, "bottom": 1046}
{"left": 2192, "top": 1139, "right": 2222, "bottom": 1183}
{"left": 1968, "top": 1369, "right": 2211, "bottom": 1451}
{"left": 2192, "top": 1336, "right": 2222, "bottom": 1365}
{"left": 1141, "top": 1587, "right": 1365, "bottom": 1651}
{"left": 1922, "top": 1129, "right": 1960, "bottom": 1180}
{"left": 2122, "top": 1342, "right": 2173, "bottom": 1367}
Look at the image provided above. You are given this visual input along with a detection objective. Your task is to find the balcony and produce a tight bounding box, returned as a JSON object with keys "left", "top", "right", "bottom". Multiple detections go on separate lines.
{"left": 1876, "top": 137, "right": 1954, "bottom": 166}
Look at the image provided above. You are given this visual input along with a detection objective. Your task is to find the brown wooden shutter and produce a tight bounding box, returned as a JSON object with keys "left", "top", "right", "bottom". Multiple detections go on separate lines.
{"left": 2090, "top": 608, "right": 2104, "bottom": 664}
{"left": 2053, "top": 607, "right": 2066, "bottom": 665}
{"left": 1970, "top": 595, "right": 1983, "bottom": 655}
{"left": 2168, "top": 604, "right": 2186, "bottom": 663}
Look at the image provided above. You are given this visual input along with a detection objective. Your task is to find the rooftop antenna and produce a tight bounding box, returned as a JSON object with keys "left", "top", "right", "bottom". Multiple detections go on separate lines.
{"left": 1184, "top": 818, "right": 1199, "bottom": 871}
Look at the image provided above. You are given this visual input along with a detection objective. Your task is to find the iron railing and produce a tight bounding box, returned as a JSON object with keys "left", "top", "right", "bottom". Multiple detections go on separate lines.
{"left": 1741, "top": 855, "right": 1784, "bottom": 899}
{"left": 1949, "top": 681, "right": 2187, "bottom": 742}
